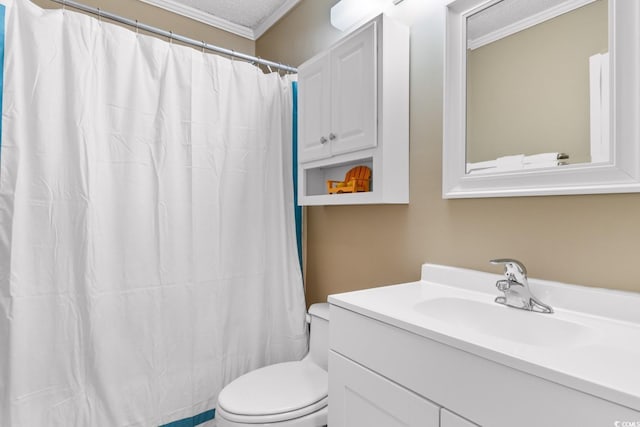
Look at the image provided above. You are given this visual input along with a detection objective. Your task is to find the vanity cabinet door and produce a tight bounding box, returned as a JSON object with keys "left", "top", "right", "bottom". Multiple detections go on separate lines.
{"left": 441, "top": 409, "right": 479, "bottom": 427}
{"left": 329, "top": 351, "right": 439, "bottom": 427}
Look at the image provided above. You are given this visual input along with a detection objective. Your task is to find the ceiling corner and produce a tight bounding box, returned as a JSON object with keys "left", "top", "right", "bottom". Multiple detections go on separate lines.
{"left": 253, "top": 0, "right": 302, "bottom": 40}
{"left": 138, "top": 0, "right": 257, "bottom": 40}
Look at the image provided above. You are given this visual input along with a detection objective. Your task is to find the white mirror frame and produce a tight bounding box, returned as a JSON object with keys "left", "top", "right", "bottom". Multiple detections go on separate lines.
{"left": 443, "top": 0, "right": 640, "bottom": 198}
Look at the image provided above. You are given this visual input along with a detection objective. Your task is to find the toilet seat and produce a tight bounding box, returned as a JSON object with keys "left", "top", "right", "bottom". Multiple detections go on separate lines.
{"left": 216, "top": 396, "right": 327, "bottom": 424}
{"left": 217, "top": 360, "right": 328, "bottom": 425}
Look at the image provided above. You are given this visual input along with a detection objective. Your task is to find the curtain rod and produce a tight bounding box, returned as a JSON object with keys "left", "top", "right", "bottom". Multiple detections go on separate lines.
{"left": 49, "top": 0, "right": 298, "bottom": 73}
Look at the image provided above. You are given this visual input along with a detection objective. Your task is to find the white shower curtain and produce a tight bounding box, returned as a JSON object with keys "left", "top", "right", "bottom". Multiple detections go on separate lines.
{"left": 0, "top": 1, "right": 308, "bottom": 426}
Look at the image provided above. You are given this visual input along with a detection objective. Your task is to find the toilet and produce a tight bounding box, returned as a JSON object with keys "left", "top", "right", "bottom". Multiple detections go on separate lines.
{"left": 216, "top": 303, "right": 330, "bottom": 427}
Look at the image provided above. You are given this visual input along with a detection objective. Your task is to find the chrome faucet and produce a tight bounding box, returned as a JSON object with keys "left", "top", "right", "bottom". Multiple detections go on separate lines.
{"left": 490, "top": 259, "right": 553, "bottom": 314}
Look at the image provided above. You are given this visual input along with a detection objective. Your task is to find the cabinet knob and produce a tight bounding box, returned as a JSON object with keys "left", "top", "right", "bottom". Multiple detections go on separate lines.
{"left": 329, "top": 133, "right": 337, "bottom": 141}
{"left": 320, "top": 136, "right": 328, "bottom": 144}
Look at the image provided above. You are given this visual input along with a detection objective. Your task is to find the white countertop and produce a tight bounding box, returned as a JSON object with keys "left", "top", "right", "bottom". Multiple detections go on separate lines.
{"left": 328, "top": 263, "right": 640, "bottom": 411}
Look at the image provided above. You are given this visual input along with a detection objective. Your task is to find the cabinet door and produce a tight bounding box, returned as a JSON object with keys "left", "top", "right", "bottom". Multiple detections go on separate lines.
{"left": 298, "top": 51, "right": 332, "bottom": 162}
{"left": 330, "top": 21, "right": 377, "bottom": 157}
{"left": 329, "top": 351, "right": 439, "bottom": 427}
{"left": 441, "top": 409, "right": 479, "bottom": 427}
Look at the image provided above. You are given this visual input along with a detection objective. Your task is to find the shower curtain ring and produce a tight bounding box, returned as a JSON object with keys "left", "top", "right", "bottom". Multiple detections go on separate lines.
{"left": 169, "top": 31, "right": 173, "bottom": 43}
{"left": 97, "top": 8, "right": 101, "bottom": 22}
{"left": 201, "top": 40, "right": 206, "bottom": 53}
{"left": 135, "top": 20, "right": 139, "bottom": 34}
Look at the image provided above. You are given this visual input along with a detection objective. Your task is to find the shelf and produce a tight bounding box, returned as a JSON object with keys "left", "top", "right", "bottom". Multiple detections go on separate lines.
{"left": 300, "top": 192, "right": 382, "bottom": 206}
{"left": 303, "top": 157, "right": 373, "bottom": 197}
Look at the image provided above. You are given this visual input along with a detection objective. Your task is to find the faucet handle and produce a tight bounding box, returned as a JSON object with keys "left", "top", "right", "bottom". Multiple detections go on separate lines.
{"left": 490, "top": 259, "right": 553, "bottom": 314}
{"left": 490, "top": 258, "right": 527, "bottom": 275}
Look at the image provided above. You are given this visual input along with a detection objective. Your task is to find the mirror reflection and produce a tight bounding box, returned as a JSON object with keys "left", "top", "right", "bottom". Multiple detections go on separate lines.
{"left": 465, "top": 0, "right": 608, "bottom": 175}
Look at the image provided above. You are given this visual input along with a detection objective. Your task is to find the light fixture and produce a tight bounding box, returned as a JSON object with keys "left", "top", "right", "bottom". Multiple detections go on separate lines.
{"left": 330, "top": 0, "right": 406, "bottom": 31}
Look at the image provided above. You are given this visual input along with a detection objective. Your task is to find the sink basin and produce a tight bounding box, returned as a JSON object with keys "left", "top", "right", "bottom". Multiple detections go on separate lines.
{"left": 414, "top": 297, "right": 594, "bottom": 347}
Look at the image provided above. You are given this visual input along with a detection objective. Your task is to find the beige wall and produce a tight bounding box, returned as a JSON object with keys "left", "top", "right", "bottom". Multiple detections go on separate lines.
{"left": 257, "top": 0, "right": 640, "bottom": 306}
{"left": 467, "top": 0, "right": 607, "bottom": 164}
{"left": 30, "top": 0, "right": 254, "bottom": 55}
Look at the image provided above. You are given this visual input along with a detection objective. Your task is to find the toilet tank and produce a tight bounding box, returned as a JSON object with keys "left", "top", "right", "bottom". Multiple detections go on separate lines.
{"left": 306, "top": 303, "right": 330, "bottom": 371}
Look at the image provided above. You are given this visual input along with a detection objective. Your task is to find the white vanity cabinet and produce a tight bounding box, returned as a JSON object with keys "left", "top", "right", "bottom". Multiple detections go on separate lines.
{"left": 328, "top": 306, "right": 464, "bottom": 427}
{"left": 328, "top": 303, "right": 640, "bottom": 427}
{"left": 297, "top": 14, "right": 409, "bottom": 205}
{"left": 329, "top": 351, "right": 440, "bottom": 427}
{"left": 440, "top": 410, "right": 478, "bottom": 427}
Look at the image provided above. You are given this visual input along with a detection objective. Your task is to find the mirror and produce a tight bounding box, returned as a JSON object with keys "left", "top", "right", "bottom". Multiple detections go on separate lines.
{"left": 466, "top": 0, "right": 608, "bottom": 173}
{"left": 443, "top": 0, "right": 640, "bottom": 198}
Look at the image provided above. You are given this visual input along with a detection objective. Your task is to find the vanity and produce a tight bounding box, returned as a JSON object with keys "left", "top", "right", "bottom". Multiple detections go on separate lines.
{"left": 328, "top": 263, "right": 640, "bottom": 426}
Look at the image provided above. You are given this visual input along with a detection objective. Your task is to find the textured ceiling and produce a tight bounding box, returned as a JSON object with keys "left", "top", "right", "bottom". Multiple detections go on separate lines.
{"left": 175, "top": 0, "right": 289, "bottom": 28}
{"left": 139, "top": 0, "right": 300, "bottom": 40}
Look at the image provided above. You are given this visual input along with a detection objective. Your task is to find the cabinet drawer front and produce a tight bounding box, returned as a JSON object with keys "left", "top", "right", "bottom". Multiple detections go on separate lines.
{"left": 329, "top": 351, "right": 439, "bottom": 427}
{"left": 330, "top": 305, "right": 640, "bottom": 427}
{"left": 441, "top": 409, "right": 479, "bottom": 427}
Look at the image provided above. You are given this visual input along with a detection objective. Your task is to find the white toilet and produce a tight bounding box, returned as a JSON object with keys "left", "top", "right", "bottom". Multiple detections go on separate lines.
{"left": 216, "top": 303, "right": 329, "bottom": 427}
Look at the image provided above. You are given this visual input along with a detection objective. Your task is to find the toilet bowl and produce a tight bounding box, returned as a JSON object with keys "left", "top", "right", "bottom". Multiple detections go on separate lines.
{"left": 216, "top": 303, "right": 330, "bottom": 427}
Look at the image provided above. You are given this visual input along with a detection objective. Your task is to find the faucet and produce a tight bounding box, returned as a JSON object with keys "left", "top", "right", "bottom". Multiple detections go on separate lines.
{"left": 490, "top": 259, "right": 553, "bottom": 314}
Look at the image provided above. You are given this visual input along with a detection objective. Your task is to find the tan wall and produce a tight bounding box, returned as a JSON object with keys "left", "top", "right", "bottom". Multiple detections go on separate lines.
{"left": 467, "top": 0, "right": 607, "bottom": 164}
{"left": 30, "top": 0, "right": 254, "bottom": 55}
{"left": 257, "top": 0, "right": 640, "bottom": 306}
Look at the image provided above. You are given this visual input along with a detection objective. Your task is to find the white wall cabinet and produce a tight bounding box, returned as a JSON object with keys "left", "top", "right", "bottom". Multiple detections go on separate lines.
{"left": 298, "top": 23, "right": 376, "bottom": 163}
{"left": 297, "top": 14, "right": 409, "bottom": 205}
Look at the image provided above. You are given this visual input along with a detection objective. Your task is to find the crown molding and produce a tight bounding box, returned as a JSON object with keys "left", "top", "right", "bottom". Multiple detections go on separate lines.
{"left": 468, "top": 0, "right": 596, "bottom": 50}
{"left": 139, "top": 0, "right": 301, "bottom": 41}
{"left": 138, "top": 0, "right": 255, "bottom": 39}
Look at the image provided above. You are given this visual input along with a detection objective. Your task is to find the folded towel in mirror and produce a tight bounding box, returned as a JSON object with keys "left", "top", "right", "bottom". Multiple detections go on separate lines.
{"left": 496, "top": 154, "right": 525, "bottom": 170}
{"left": 524, "top": 152, "right": 565, "bottom": 164}
{"left": 467, "top": 152, "right": 569, "bottom": 174}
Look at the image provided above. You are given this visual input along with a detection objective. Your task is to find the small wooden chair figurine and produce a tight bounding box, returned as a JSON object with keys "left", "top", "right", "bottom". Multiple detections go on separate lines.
{"left": 327, "top": 165, "right": 371, "bottom": 194}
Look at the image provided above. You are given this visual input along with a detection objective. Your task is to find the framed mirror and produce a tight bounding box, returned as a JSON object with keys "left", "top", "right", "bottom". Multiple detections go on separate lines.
{"left": 443, "top": 0, "right": 640, "bottom": 198}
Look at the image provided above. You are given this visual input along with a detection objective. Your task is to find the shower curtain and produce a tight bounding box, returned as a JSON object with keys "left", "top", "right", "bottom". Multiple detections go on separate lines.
{"left": 0, "top": 1, "right": 308, "bottom": 426}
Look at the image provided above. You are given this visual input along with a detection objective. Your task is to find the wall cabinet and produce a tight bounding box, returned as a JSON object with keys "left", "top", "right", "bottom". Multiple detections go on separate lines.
{"left": 297, "top": 14, "right": 409, "bottom": 205}
{"left": 298, "top": 23, "right": 376, "bottom": 163}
